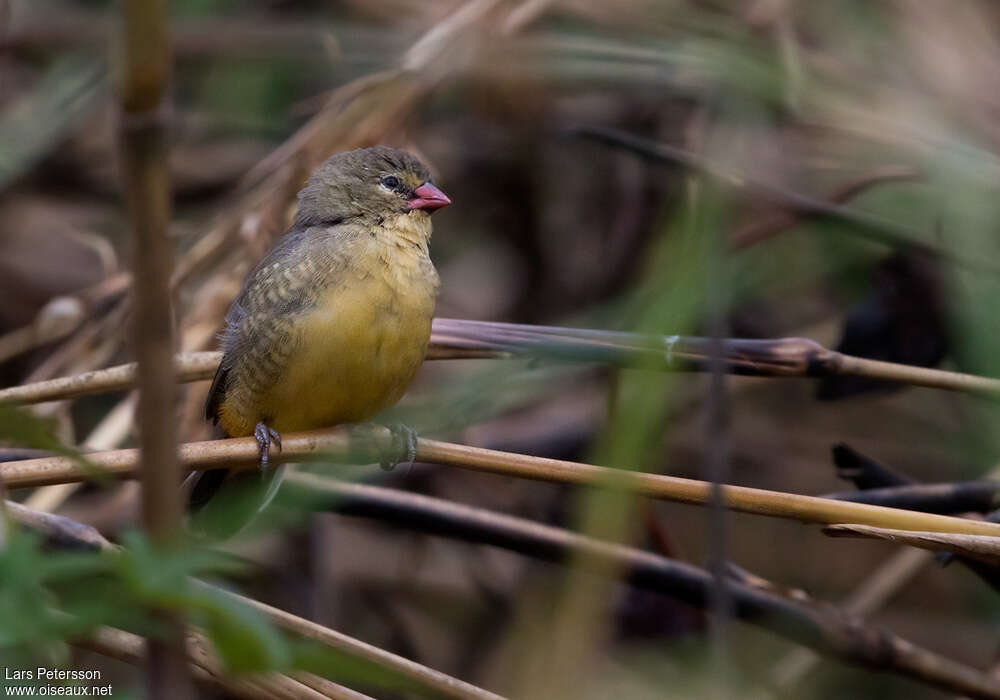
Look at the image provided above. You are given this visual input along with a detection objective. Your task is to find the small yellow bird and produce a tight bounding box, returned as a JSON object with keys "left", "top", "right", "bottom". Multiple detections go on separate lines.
{"left": 190, "top": 146, "right": 449, "bottom": 510}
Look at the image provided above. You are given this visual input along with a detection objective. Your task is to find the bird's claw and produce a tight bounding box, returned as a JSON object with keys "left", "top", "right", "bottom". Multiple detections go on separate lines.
{"left": 381, "top": 423, "right": 418, "bottom": 471}
{"left": 254, "top": 422, "right": 282, "bottom": 473}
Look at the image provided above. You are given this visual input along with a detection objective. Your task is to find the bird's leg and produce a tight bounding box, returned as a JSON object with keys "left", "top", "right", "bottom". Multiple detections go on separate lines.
{"left": 380, "top": 423, "right": 418, "bottom": 471}
{"left": 253, "top": 421, "right": 282, "bottom": 472}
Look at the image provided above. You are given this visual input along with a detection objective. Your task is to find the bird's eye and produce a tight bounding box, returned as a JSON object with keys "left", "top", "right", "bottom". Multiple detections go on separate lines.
{"left": 381, "top": 175, "right": 401, "bottom": 190}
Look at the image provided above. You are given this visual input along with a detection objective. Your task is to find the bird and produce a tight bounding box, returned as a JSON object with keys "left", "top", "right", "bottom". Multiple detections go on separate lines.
{"left": 188, "top": 146, "right": 450, "bottom": 518}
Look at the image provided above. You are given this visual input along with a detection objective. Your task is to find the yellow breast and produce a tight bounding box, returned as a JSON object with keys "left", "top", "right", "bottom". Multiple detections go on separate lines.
{"left": 225, "top": 214, "right": 438, "bottom": 435}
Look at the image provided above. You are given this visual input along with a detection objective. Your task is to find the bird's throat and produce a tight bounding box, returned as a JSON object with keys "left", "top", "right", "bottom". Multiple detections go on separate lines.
{"left": 379, "top": 211, "right": 433, "bottom": 251}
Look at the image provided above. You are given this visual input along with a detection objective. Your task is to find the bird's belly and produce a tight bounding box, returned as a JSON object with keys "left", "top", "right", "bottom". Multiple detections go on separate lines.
{"left": 261, "top": 276, "right": 433, "bottom": 433}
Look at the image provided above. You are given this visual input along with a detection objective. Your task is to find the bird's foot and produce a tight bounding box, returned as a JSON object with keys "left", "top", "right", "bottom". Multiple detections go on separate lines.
{"left": 380, "top": 423, "right": 418, "bottom": 471}
{"left": 254, "top": 422, "right": 282, "bottom": 472}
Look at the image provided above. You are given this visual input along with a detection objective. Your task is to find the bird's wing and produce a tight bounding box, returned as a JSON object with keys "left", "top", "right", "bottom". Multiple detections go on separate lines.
{"left": 204, "top": 223, "right": 356, "bottom": 425}
{"left": 204, "top": 363, "right": 229, "bottom": 423}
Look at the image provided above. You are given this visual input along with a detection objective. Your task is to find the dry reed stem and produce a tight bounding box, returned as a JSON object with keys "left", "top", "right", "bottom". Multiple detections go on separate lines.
{"left": 4, "top": 426, "right": 1000, "bottom": 537}
{"left": 4, "top": 320, "right": 1000, "bottom": 406}
{"left": 185, "top": 631, "right": 341, "bottom": 700}
{"left": 5, "top": 500, "right": 115, "bottom": 550}
{"left": 76, "top": 626, "right": 346, "bottom": 700}
{"left": 291, "top": 673, "right": 376, "bottom": 700}
{"left": 0, "top": 352, "right": 218, "bottom": 404}
{"left": 824, "top": 524, "right": 1000, "bottom": 563}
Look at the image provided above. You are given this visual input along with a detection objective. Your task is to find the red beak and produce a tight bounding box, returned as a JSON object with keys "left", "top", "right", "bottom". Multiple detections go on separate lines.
{"left": 408, "top": 182, "right": 451, "bottom": 213}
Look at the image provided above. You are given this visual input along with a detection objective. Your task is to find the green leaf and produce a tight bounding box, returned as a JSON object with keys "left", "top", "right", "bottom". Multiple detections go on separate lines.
{"left": 0, "top": 403, "right": 71, "bottom": 454}
{"left": 111, "top": 532, "right": 245, "bottom": 608}
{"left": 291, "top": 640, "right": 422, "bottom": 697}
{"left": 190, "top": 588, "right": 291, "bottom": 673}
{"left": 0, "top": 402, "right": 104, "bottom": 482}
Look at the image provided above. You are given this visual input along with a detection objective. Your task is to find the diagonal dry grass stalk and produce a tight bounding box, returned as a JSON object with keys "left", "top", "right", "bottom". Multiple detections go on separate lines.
{"left": 77, "top": 625, "right": 366, "bottom": 700}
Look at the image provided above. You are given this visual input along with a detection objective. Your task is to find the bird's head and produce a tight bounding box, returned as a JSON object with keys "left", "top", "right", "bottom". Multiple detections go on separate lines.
{"left": 295, "top": 146, "right": 451, "bottom": 227}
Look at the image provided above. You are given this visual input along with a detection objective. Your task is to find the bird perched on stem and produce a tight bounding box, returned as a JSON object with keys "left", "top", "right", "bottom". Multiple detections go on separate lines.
{"left": 188, "top": 146, "right": 450, "bottom": 521}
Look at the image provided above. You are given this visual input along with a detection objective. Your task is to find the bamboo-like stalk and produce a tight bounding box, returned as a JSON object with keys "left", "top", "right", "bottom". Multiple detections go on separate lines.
{"left": 415, "top": 437, "right": 1000, "bottom": 536}
{"left": 117, "top": 0, "right": 190, "bottom": 695}
{"left": 4, "top": 426, "right": 1000, "bottom": 537}
{"left": 4, "top": 319, "right": 1000, "bottom": 406}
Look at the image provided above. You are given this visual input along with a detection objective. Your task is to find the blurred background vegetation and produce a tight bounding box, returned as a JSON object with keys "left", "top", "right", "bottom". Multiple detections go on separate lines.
{"left": 4, "top": 0, "right": 1000, "bottom": 698}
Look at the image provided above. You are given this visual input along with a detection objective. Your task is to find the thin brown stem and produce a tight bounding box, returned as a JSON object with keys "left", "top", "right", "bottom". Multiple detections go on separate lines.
{"left": 0, "top": 352, "right": 218, "bottom": 404}
{"left": 292, "top": 673, "right": 376, "bottom": 700}
{"left": 5, "top": 500, "right": 114, "bottom": 550}
{"left": 4, "top": 427, "right": 1000, "bottom": 537}
{"left": 730, "top": 164, "right": 922, "bottom": 249}
{"left": 573, "top": 126, "right": 995, "bottom": 273}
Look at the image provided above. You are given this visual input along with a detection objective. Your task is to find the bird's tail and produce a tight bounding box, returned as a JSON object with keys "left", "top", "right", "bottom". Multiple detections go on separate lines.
{"left": 183, "top": 467, "right": 231, "bottom": 510}
{"left": 184, "top": 465, "right": 286, "bottom": 538}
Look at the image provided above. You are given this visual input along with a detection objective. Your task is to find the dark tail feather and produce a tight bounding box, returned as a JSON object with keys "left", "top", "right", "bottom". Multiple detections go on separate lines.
{"left": 184, "top": 468, "right": 232, "bottom": 511}
{"left": 184, "top": 466, "right": 286, "bottom": 538}
{"left": 184, "top": 420, "right": 232, "bottom": 513}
